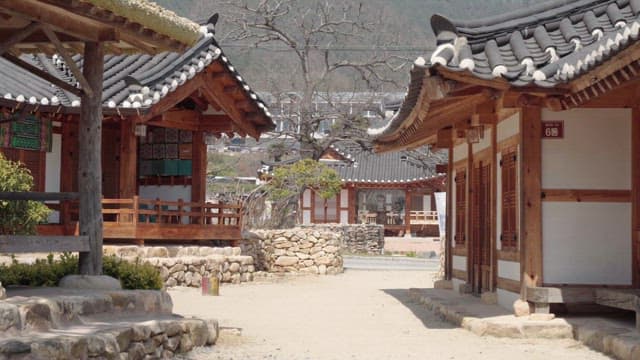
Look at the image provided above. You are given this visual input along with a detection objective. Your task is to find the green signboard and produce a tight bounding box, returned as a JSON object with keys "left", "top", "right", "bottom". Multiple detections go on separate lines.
{"left": 0, "top": 114, "right": 52, "bottom": 152}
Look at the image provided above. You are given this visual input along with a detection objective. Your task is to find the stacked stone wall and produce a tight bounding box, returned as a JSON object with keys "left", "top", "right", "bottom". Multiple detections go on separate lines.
{"left": 299, "top": 224, "right": 384, "bottom": 255}
{"left": 104, "top": 246, "right": 255, "bottom": 287}
{"left": 242, "top": 228, "right": 343, "bottom": 274}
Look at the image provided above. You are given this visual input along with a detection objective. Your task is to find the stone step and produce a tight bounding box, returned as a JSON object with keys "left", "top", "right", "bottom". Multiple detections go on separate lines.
{"left": 1, "top": 287, "right": 173, "bottom": 333}
{"left": 0, "top": 315, "right": 218, "bottom": 359}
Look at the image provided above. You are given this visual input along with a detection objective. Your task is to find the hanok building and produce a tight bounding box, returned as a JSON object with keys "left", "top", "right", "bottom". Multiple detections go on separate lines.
{"left": 372, "top": 0, "right": 640, "bottom": 313}
{"left": 261, "top": 142, "right": 447, "bottom": 236}
{"left": 0, "top": 14, "right": 273, "bottom": 244}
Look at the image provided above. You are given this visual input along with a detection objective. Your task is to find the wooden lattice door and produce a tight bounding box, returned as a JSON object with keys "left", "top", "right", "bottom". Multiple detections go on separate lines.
{"left": 471, "top": 162, "right": 492, "bottom": 294}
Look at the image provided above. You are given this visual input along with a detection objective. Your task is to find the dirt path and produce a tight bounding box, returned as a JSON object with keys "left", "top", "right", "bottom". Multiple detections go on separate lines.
{"left": 170, "top": 270, "right": 608, "bottom": 360}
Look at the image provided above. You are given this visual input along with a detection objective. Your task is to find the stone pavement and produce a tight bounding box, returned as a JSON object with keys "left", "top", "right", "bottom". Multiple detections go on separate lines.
{"left": 383, "top": 236, "right": 442, "bottom": 257}
{"left": 410, "top": 287, "right": 640, "bottom": 360}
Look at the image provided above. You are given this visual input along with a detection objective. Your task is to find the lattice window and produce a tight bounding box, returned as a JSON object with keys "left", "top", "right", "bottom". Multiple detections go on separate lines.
{"left": 454, "top": 169, "right": 466, "bottom": 247}
{"left": 501, "top": 149, "right": 518, "bottom": 250}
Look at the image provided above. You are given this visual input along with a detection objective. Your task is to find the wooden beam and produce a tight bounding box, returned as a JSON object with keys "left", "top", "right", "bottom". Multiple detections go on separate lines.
{"left": 497, "top": 277, "right": 521, "bottom": 294}
{"left": 633, "top": 107, "right": 640, "bottom": 287}
{"left": 200, "top": 114, "right": 234, "bottom": 133}
{"left": 435, "top": 127, "right": 453, "bottom": 149}
{"left": 0, "top": 235, "right": 89, "bottom": 253}
{"left": 42, "top": 25, "right": 93, "bottom": 96}
{"left": 520, "top": 106, "right": 543, "bottom": 294}
{"left": 77, "top": 41, "right": 104, "bottom": 276}
{"left": 542, "top": 189, "right": 631, "bottom": 202}
{"left": 0, "top": 0, "right": 117, "bottom": 43}
{"left": 1, "top": 53, "right": 83, "bottom": 97}
{"left": 200, "top": 78, "right": 260, "bottom": 139}
{"left": 0, "top": 21, "right": 40, "bottom": 55}
{"left": 0, "top": 191, "right": 79, "bottom": 201}
{"left": 147, "top": 109, "right": 201, "bottom": 130}
{"left": 137, "top": 76, "right": 204, "bottom": 123}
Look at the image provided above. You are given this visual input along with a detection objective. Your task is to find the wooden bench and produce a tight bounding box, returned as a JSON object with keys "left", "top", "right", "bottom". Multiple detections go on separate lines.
{"left": 0, "top": 235, "right": 89, "bottom": 253}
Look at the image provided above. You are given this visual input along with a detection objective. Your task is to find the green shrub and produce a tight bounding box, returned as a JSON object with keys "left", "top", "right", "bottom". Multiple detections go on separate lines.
{"left": 103, "top": 255, "right": 163, "bottom": 290}
{"left": 0, "top": 153, "right": 51, "bottom": 234}
{"left": 0, "top": 253, "right": 163, "bottom": 290}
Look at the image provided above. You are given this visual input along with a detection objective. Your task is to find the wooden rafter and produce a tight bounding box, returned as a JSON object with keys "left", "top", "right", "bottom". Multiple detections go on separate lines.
{"left": 41, "top": 24, "right": 93, "bottom": 96}
{"left": 1, "top": 53, "right": 82, "bottom": 96}
{"left": 0, "top": 21, "right": 41, "bottom": 55}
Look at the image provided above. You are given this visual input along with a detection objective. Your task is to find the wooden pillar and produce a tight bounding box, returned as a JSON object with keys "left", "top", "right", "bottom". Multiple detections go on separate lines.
{"left": 466, "top": 142, "right": 473, "bottom": 284}
{"left": 348, "top": 187, "right": 357, "bottom": 224}
{"left": 119, "top": 117, "right": 137, "bottom": 199}
{"left": 445, "top": 144, "right": 454, "bottom": 280}
{"left": 520, "top": 106, "right": 543, "bottom": 294}
{"left": 632, "top": 107, "right": 640, "bottom": 287}
{"left": 78, "top": 42, "right": 104, "bottom": 276}
{"left": 405, "top": 189, "right": 412, "bottom": 236}
{"left": 191, "top": 131, "right": 206, "bottom": 204}
{"left": 60, "top": 119, "right": 77, "bottom": 227}
{"left": 490, "top": 123, "right": 498, "bottom": 292}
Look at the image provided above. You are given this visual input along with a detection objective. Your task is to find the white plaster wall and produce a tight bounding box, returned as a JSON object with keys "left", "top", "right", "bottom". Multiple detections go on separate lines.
{"left": 472, "top": 127, "right": 492, "bottom": 153}
{"left": 541, "top": 108, "right": 631, "bottom": 190}
{"left": 452, "top": 255, "right": 467, "bottom": 271}
{"left": 497, "top": 289, "right": 520, "bottom": 311}
{"left": 423, "top": 195, "right": 431, "bottom": 211}
{"left": 139, "top": 186, "right": 192, "bottom": 203}
{"left": 45, "top": 134, "right": 62, "bottom": 223}
{"left": 303, "top": 189, "right": 311, "bottom": 207}
{"left": 497, "top": 112, "right": 519, "bottom": 142}
{"left": 543, "top": 202, "right": 631, "bottom": 285}
{"left": 498, "top": 260, "right": 520, "bottom": 281}
{"left": 340, "top": 189, "right": 349, "bottom": 208}
{"left": 302, "top": 209, "right": 311, "bottom": 224}
{"left": 453, "top": 143, "right": 469, "bottom": 163}
{"left": 340, "top": 210, "right": 349, "bottom": 224}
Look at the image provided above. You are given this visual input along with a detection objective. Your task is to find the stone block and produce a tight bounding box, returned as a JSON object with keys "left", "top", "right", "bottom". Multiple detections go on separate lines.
{"left": 433, "top": 280, "right": 453, "bottom": 290}
{"left": 145, "top": 247, "right": 168, "bottom": 258}
{"left": 513, "top": 299, "right": 532, "bottom": 317}
{"left": 59, "top": 275, "right": 122, "bottom": 290}
{"left": 481, "top": 292, "right": 497, "bottom": 305}
{"left": 275, "top": 256, "right": 299, "bottom": 266}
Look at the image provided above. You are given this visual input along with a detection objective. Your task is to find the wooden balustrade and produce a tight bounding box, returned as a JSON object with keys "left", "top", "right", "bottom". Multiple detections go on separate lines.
{"left": 409, "top": 210, "right": 439, "bottom": 225}
{"left": 46, "top": 196, "right": 243, "bottom": 228}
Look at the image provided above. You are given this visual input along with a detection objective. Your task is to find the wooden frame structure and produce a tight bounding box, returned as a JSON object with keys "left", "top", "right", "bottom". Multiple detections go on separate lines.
{"left": 372, "top": 0, "right": 640, "bottom": 312}
{"left": 0, "top": 2, "right": 273, "bottom": 274}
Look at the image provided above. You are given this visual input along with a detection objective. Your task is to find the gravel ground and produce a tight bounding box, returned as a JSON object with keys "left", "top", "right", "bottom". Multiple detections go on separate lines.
{"left": 170, "top": 270, "right": 608, "bottom": 360}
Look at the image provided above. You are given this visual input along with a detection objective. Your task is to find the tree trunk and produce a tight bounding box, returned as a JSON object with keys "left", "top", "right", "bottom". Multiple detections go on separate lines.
{"left": 78, "top": 42, "right": 104, "bottom": 275}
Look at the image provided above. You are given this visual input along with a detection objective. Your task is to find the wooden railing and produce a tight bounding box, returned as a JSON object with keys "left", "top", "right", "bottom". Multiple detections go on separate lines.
{"left": 58, "top": 196, "right": 242, "bottom": 227}
{"left": 409, "top": 211, "right": 438, "bottom": 225}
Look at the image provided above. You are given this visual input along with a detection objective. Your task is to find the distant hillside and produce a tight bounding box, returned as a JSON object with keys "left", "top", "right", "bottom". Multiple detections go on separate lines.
{"left": 152, "top": 0, "right": 532, "bottom": 91}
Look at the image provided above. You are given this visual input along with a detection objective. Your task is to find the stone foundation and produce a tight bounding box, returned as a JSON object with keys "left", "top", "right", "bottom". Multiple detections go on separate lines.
{"left": 104, "top": 246, "right": 255, "bottom": 287}
{"left": 242, "top": 228, "right": 343, "bottom": 274}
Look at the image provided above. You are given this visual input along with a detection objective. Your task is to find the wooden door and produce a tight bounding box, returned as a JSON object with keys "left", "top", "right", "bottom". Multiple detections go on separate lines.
{"left": 471, "top": 161, "right": 492, "bottom": 294}
{"left": 101, "top": 125, "right": 120, "bottom": 199}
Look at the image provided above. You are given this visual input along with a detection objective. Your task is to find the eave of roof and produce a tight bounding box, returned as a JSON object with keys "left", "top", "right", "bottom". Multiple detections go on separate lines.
{"left": 371, "top": 0, "right": 640, "bottom": 151}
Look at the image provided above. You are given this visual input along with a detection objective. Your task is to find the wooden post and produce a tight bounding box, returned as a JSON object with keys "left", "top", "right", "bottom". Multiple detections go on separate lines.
{"left": 520, "top": 106, "right": 543, "bottom": 294}
{"left": 132, "top": 195, "right": 139, "bottom": 226}
{"left": 78, "top": 42, "right": 104, "bottom": 275}
{"left": 119, "top": 117, "right": 137, "bottom": 199}
{"left": 445, "top": 144, "right": 454, "bottom": 280}
{"left": 192, "top": 131, "right": 206, "bottom": 221}
{"left": 466, "top": 142, "right": 473, "bottom": 284}
{"left": 632, "top": 107, "right": 640, "bottom": 287}
{"left": 405, "top": 189, "right": 412, "bottom": 236}
{"left": 490, "top": 123, "right": 498, "bottom": 292}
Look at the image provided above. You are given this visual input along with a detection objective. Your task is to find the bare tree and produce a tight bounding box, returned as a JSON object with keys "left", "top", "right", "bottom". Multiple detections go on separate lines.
{"left": 220, "top": 0, "right": 407, "bottom": 159}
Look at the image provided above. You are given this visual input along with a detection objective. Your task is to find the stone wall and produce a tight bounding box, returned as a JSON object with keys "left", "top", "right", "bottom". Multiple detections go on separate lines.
{"left": 299, "top": 224, "right": 384, "bottom": 255}
{"left": 104, "top": 246, "right": 255, "bottom": 287}
{"left": 242, "top": 228, "right": 343, "bottom": 274}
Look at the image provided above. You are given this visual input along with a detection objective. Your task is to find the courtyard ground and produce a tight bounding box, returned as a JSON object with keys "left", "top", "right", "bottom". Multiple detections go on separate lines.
{"left": 170, "top": 270, "right": 609, "bottom": 360}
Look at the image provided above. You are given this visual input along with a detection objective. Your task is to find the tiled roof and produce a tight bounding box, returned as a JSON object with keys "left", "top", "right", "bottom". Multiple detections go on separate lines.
{"left": 325, "top": 142, "right": 447, "bottom": 184}
{"left": 370, "top": 0, "right": 640, "bottom": 142}
{"left": 427, "top": 0, "right": 640, "bottom": 86}
{"left": 0, "top": 23, "right": 271, "bottom": 121}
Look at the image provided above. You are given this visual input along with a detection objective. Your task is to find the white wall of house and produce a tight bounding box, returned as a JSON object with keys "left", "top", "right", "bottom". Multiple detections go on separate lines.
{"left": 497, "top": 112, "right": 519, "bottom": 142}
{"left": 302, "top": 189, "right": 311, "bottom": 224}
{"left": 423, "top": 195, "right": 431, "bottom": 211}
{"left": 139, "top": 185, "right": 192, "bottom": 203}
{"left": 453, "top": 143, "right": 468, "bottom": 163}
{"left": 497, "top": 289, "right": 520, "bottom": 310}
{"left": 452, "top": 255, "right": 467, "bottom": 271}
{"left": 45, "top": 133, "right": 62, "bottom": 223}
{"left": 340, "top": 188, "right": 349, "bottom": 224}
{"left": 541, "top": 108, "right": 632, "bottom": 285}
{"left": 473, "top": 127, "right": 492, "bottom": 154}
